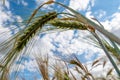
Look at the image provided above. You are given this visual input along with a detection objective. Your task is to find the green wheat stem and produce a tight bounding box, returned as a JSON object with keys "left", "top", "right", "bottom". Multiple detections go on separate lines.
{"left": 110, "top": 41, "right": 120, "bottom": 55}
{"left": 92, "top": 32, "right": 120, "bottom": 77}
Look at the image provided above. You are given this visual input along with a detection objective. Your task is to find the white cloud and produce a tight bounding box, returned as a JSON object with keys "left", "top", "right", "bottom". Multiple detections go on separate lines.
{"left": 21, "top": 0, "right": 28, "bottom": 6}
{"left": 85, "top": 10, "right": 107, "bottom": 22}
{"left": 16, "top": 0, "right": 28, "bottom": 6}
{"left": 69, "top": 0, "right": 95, "bottom": 11}
{"left": 38, "top": 30, "right": 104, "bottom": 60}
{"left": 35, "top": 0, "right": 46, "bottom": 4}
{"left": 0, "top": 10, "right": 11, "bottom": 26}
{"left": 85, "top": 11, "right": 94, "bottom": 18}
{"left": 102, "top": 12, "right": 120, "bottom": 38}
{"left": 11, "top": 58, "right": 38, "bottom": 75}
{"left": 0, "top": 2, "right": 23, "bottom": 34}
{"left": 94, "top": 10, "right": 106, "bottom": 19}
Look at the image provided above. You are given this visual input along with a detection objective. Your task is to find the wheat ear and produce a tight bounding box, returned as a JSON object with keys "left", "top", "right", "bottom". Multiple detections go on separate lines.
{"left": 0, "top": 12, "right": 57, "bottom": 80}
{"left": 49, "top": 19, "right": 87, "bottom": 30}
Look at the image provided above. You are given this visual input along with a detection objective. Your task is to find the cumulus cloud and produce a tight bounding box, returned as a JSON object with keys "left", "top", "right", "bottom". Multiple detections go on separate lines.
{"left": 0, "top": 9, "right": 11, "bottom": 26}
{"left": 15, "top": 0, "right": 28, "bottom": 6}
{"left": 0, "top": 2, "right": 23, "bottom": 35}
{"left": 94, "top": 10, "right": 106, "bottom": 19}
{"left": 35, "top": 30, "right": 104, "bottom": 61}
{"left": 102, "top": 12, "right": 120, "bottom": 38}
{"left": 21, "top": 0, "right": 28, "bottom": 6}
{"left": 85, "top": 11, "right": 94, "bottom": 19}
{"left": 69, "top": 0, "right": 95, "bottom": 11}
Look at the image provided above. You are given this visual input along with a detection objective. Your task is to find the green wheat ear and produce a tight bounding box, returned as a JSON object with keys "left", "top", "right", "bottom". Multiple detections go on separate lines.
{"left": 15, "top": 12, "right": 57, "bottom": 51}
{"left": 0, "top": 12, "right": 57, "bottom": 80}
{"left": 49, "top": 19, "right": 87, "bottom": 30}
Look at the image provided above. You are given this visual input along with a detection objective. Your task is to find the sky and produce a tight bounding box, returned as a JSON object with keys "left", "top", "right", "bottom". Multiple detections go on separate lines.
{"left": 0, "top": 0, "right": 120, "bottom": 80}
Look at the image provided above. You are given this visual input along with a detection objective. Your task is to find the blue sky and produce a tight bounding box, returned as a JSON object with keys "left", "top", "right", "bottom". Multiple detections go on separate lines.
{"left": 0, "top": 0, "right": 120, "bottom": 80}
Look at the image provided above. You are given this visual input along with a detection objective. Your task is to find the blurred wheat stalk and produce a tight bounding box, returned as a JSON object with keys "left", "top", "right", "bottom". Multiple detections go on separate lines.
{"left": 35, "top": 53, "right": 119, "bottom": 80}
{"left": 0, "top": 0, "right": 120, "bottom": 80}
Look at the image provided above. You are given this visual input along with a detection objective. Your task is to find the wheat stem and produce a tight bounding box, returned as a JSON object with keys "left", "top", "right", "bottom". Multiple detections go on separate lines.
{"left": 92, "top": 32, "right": 120, "bottom": 77}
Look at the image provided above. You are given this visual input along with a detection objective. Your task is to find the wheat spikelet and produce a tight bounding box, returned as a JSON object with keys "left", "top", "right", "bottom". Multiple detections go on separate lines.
{"left": 0, "top": 12, "right": 57, "bottom": 80}
{"left": 49, "top": 19, "right": 87, "bottom": 30}
{"left": 60, "top": 18, "right": 78, "bottom": 21}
